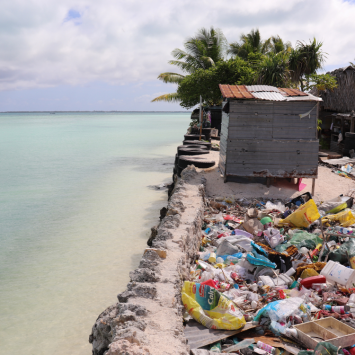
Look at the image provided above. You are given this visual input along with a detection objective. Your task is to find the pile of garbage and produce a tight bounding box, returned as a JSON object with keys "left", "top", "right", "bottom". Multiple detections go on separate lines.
{"left": 182, "top": 193, "right": 355, "bottom": 353}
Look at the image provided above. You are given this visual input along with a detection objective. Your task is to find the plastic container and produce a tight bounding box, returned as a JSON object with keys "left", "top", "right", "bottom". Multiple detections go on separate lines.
{"left": 208, "top": 253, "right": 217, "bottom": 263}
{"left": 320, "top": 260, "right": 355, "bottom": 288}
{"left": 300, "top": 275, "right": 326, "bottom": 289}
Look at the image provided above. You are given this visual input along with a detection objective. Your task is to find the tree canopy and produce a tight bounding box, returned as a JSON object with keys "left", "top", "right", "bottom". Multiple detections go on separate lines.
{"left": 152, "top": 27, "right": 227, "bottom": 102}
{"left": 153, "top": 27, "right": 331, "bottom": 108}
{"left": 177, "top": 58, "right": 255, "bottom": 108}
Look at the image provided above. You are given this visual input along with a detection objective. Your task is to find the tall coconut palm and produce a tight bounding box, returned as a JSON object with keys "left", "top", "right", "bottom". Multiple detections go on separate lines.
{"left": 152, "top": 27, "right": 227, "bottom": 102}
{"left": 228, "top": 29, "right": 271, "bottom": 59}
{"left": 289, "top": 38, "right": 326, "bottom": 91}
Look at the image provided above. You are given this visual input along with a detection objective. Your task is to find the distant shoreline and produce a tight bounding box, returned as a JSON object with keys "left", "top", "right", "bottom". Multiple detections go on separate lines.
{"left": 0, "top": 111, "right": 192, "bottom": 113}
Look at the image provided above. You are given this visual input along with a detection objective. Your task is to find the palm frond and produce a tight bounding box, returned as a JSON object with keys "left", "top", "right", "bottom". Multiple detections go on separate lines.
{"left": 168, "top": 59, "right": 198, "bottom": 73}
{"left": 157, "top": 72, "right": 185, "bottom": 84}
{"left": 171, "top": 48, "right": 188, "bottom": 60}
{"left": 257, "top": 52, "right": 290, "bottom": 87}
{"left": 151, "top": 93, "right": 180, "bottom": 103}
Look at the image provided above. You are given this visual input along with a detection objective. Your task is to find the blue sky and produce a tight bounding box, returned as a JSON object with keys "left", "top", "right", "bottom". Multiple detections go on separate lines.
{"left": 0, "top": 0, "right": 354, "bottom": 111}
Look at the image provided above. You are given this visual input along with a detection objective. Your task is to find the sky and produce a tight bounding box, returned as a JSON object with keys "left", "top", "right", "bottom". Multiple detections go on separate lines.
{"left": 0, "top": 0, "right": 354, "bottom": 111}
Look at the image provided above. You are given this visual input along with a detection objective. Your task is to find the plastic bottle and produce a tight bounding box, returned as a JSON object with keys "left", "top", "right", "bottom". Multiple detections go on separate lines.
{"left": 284, "top": 267, "right": 296, "bottom": 277}
{"left": 257, "top": 341, "right": 276, "bottom": 354}
{"left": 210, "top": 342, "right": 221, "bottom": 353}
{"left": 285, "top": 328, "right": 298, "bottom": 338}
{"left": 309, "top": 244, "right": 323, "bottom": 258}
{"left": 323, "top": 305, "right": 350, "bottom": 314}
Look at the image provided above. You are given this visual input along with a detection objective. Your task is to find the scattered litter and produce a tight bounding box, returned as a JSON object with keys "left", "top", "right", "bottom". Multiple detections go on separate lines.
{"left": 183, "top": 192, "right": 355, "bottom": 353}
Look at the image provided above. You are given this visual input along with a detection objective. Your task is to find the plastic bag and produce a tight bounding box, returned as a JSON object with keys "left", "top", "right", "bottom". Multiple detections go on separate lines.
{"left": 216, "top": 239, "right": 241, "bottom": 256}
{"left": 279, "top": 199, "right": 320, "bottom": 228}
{"left": 247, "top": 242, "right": 276, "bottom": 269}
{"left": 300, "top": 268, "right": 319, "bottom": 279}
{"left": 300, "top": 342, "right": 344, "bottom": 355}
{"left": 216, "top": 235, "right": 253, "bottom": 252}
{"left": 298, "top": 239, "right": 317, "bottom": 250}
{"left": 243, "top": 218, "right": 263, "bottom": 235}
{"left": 181, "top": 281, "right": 246, "bottom": 330}
{"left": 263, "top": 228, "right": 284, "bottom": 249}
{"left": 275, "top": 230, "right": 323, "bottom": 253}
{"left": 328, "top": 239, "right": 355, "bottom": 267}
{"left": 265, "top": 201, "right": 286, "bottom": 213}
{"left": 254, "top": 297, "right": 308, "bottom": 323}
{"left": 322, "top": 209, "right": 355, "bottom": 227}
{"left": 318, "top": 196, "right": 347, "bottom": 214}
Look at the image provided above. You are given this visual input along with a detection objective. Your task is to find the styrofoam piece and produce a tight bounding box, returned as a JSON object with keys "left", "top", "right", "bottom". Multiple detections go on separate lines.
{"left": 320, "top": 260, "right": 355, "bottom": 288}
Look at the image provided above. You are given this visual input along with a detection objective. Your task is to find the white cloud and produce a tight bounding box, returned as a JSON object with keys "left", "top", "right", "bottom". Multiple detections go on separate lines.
{"left": 0, "top": 0, "right": 354, "bottom": 91}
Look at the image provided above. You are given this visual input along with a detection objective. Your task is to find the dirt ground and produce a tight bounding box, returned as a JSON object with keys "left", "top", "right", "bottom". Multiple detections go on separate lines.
{"left": 199, "top": 147, "right": 355, "bottom": 203}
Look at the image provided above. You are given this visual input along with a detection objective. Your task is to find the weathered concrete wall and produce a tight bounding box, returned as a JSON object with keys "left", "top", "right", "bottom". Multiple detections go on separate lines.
{"left": 89, "top": 166, "right": 206, "bottom": 355}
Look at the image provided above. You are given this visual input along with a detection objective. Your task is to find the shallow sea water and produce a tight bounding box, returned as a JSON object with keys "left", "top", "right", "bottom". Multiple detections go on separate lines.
{"left": 0, "top": 112, "right": 190, "bottom": 355}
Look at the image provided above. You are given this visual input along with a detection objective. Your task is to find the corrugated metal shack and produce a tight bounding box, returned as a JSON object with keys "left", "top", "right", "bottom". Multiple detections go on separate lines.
{"left": 219, "top": 84, "right": 322, "bottom": 184}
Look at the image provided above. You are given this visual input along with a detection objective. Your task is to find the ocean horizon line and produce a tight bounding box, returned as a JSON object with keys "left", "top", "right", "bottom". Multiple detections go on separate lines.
{"left": 0, "top": 110, "right": 192, "bottom": 113}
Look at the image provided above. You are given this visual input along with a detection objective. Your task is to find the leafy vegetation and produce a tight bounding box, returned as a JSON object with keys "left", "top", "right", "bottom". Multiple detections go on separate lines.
{"left": 177, "top": 58, "right": 254, "bottom": 108}
{"left": 152, "top": 27, "right": 227, "bottom": 102}
{"left": 153, "top": 27, "right": 334, "bottom": 108}
{"left": 303, "top": 73, "right": 338, "bottom": 92}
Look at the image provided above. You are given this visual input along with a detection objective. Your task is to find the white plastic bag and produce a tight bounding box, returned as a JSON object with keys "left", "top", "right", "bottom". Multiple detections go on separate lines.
{"left": 263, "top": 228, "right": 284, "bottom": 249}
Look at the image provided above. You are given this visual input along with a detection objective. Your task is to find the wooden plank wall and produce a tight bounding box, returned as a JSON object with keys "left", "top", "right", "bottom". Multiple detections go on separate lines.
{"left": 225, "top": 100, "right": 319, "bottom": 178}
{"left": 219, "top": 102, "right": 228, "bottom": 174}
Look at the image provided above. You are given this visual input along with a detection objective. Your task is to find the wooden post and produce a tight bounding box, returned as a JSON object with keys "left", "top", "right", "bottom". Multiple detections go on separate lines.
{"left": 311, "top": 178, "right": 316, "bottom": 196}
{"left": 199, "top": 95, "right": 202, "bottom": 141}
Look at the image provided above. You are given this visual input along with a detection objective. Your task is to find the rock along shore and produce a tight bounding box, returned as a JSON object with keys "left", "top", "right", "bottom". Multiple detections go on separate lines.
{"left": 89, "top": 166, "right": 206, "bottom": 355}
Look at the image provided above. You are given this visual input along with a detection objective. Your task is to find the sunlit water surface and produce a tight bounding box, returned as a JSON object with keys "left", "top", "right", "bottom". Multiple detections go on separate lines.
{"left": 0, "top": 112, "right": 189, "bottom": 355}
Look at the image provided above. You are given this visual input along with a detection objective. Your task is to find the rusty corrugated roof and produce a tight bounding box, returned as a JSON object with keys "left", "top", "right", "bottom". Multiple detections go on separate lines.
{"left": 278, "top": 88, "right": 308, "bottom": 97}
{"left": 218, "top": 84, "right": 234, "bottom": 98}
{"left": 219, "top": 84, "right": 255, "bottom": 99}
{"left": 219, "top": 84, "right": 316, "bottom": 101}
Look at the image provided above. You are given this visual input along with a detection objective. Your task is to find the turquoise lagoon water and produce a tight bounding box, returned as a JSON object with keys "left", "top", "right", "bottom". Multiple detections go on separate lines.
{"left": 0, "top": 112, "right": 190, "bottom": 355}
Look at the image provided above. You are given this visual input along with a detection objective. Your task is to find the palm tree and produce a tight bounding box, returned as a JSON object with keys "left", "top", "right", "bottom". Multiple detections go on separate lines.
{"left": 257, "top": 52, "right": 290, "bottom": 87}
{"left": 152, "top": 27, "right": 227, "bottom": 102}
{"left": 289, "top": 38, "right": 326, "bottom": 91}
{"left": 228, "top": 29, "right": 271, "bottom": 59}
{"left": 269, "top": 36, "right": 292, "bottom": 54}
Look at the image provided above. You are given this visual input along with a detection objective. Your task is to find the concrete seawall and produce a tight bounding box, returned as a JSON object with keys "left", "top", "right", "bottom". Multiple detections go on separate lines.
{"left": 89, "top": 166, "right": 206, "bottom": 355}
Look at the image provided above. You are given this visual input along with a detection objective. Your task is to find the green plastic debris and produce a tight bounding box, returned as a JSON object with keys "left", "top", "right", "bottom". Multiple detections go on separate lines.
{"left": 275, "top": 230, "right": 323, "bottom": 253}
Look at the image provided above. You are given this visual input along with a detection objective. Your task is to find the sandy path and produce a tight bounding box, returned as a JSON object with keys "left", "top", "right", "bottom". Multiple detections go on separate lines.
{"left": 199, "top": 146, "right": 355, "bottom": 202}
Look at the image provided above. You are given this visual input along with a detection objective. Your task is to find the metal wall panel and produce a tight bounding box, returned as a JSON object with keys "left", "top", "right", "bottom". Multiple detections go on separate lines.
{"left": 223, "top": 99, "right": 319, "bottom": 179}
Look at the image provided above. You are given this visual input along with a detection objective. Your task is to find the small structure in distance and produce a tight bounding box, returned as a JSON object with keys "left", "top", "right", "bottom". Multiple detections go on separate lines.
{"left": 219, "top": 84, "right": 321, "bottom": 190}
